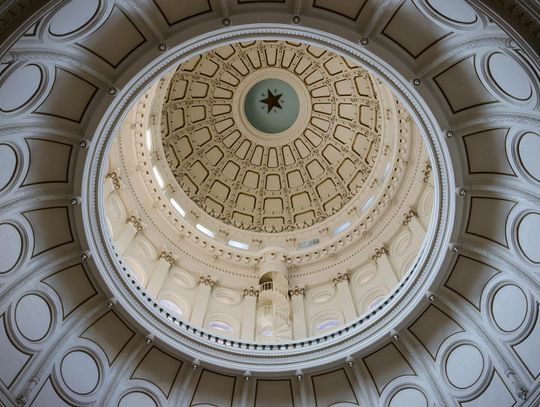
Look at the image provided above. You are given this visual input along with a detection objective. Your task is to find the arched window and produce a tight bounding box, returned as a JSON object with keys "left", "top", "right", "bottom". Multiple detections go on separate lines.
{"left": 316, "top": 319, "right": 341, "bottom": 331}
{"left": 367, "top": 296, "right": 385, "bottom": 310}
{"left": 124, "top": 256, "right": 147, "bottom": 287}
{"left": 158, "top": 299, "right": 183, "bottom": 316}
{"left": 208, "top": 321, "right": 233, "bottom": 332}
{"left": 261, "top": 328, "right": 273, "bottom": 337}
{"left": 312, "top": 312, "right": 343, "bottom": 335}
{"left": 196, "top": 223, "right": 215, "bottom": 238}
{"left": 333, "top": 221, "right": 351, "bottom": 235}
{"left": 228, "top": 240, "right": 249, "bottom": 250}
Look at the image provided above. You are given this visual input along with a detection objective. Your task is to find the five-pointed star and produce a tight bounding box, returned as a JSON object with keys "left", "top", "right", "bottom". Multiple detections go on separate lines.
{"left": 260, "top": 89, "right": 283, "bottom": 113}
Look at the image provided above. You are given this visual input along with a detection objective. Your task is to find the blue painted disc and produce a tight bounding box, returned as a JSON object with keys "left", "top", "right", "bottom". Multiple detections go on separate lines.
{"left": 244, "top": 78, "right": 299, "bottom": 134}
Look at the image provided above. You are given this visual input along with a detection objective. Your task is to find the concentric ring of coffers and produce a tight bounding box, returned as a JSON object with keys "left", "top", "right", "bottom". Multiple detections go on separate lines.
{"left": 103, "top": 38, "right": 435, "bottom": 346}
{"left": 160, "top": 40, "right": 386, "bottom": 235}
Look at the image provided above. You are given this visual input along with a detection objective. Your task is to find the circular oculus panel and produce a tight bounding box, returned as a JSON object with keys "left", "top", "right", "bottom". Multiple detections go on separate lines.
{"left": 244, "top": 78, "right": 300, "bottom": 134}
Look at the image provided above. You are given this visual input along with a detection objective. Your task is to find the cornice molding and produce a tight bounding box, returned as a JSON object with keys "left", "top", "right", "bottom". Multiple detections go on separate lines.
{"left": 0, "top": 0, "right": 58, "bottom": 55}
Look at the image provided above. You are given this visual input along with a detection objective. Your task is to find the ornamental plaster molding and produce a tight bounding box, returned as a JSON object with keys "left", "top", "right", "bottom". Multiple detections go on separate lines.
{"left": 402, "top": 209, "right": 418, "bottom": 226}
{"left": 159, "top": 251, "right": 175, "bottom": 265}
{"left": 105, "top": 171, "right": 122, "bottom": 190}
{"left": 198, "top": 275, "right": 216, "bottom": 288}
{"left": 127, "top": 215, "right": 143, "bottom": 232}
{"left": 371, "top": 246, "right": 389, "bottom": 263}
{"left": 243, "top": 286, "right": 259, "bottom": 297}
{"left": 332, "top": 272, "right": 350, "bottom": 286}
{"left": 288, "top": 286, "right": 305, "bottom": 297}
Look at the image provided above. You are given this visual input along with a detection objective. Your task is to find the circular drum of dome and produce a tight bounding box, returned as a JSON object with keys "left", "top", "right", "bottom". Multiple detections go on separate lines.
{"left": 81, "top": 26, "right": 455, "bottom": 373}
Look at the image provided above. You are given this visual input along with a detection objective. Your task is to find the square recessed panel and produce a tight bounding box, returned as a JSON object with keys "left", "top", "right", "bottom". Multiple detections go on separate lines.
{"left": 153, "top": 0, "right": 211, "bottom": 26}
{"left": 36, "top": 68, "right": 97, "bottom": 123}
{"left": 78, "top": 7, "right": 145, "bottom": 68}
{"left": 313, "top": 0, "right": 368, "bottom": 20}
{"left": 23, "top": 138, "right": 73, "bottom": 185}
{"left": 255, "top": 380, "right": 294, "bottom": 406}
{"left": 434, "top": 57, "right": 498, "bottom": 113}
{"left": 466, "top": 197, "right": 516, "bottom": 247}
{"left": 382, "top": 0, "right": 450, "bottom": 58}
{"left": 23, "top": 206, "right": 74, "bottom": 257}
{"left": 463, "top": 128, "right": 515, "bottom": 176}
{"left": 363, "top": 343, "right": 415, "bottom": 394}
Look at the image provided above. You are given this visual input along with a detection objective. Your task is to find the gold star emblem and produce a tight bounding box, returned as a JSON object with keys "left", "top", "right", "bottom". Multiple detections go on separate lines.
{"left": 260, "top": 89, "right": 283, "bottom": 113}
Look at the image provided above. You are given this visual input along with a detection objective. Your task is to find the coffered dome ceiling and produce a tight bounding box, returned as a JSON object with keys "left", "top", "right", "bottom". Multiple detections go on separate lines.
{"left": 161, "top": 40, "right": 382, "bottom": 232}
{"left": 104, "top": 37, "right": 432, "bottom": 345}
{"left": 0, "top": 1, "right": 539, "bottom": 407}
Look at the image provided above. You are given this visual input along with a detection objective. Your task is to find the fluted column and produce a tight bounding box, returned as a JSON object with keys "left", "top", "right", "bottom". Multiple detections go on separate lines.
{"left": 289, "top": 286, "right": 307, "bottom": 339}
{"left": 116, "top": 215, "right": 142, "bottom": 255}
{"left": 333, "top": 272, "right": 357, "bottom": 323}
{"left": 241, "top": 287, "right": 259, "bottom": 341}
{"left": 190, "top": 275, "right": 216, "bottom": 327}
{"left": 403, "top": 209, "right": 425, "bottom": 236}
{"left": 372, "top": 246, "right": 399, "bottom": 282}
{"left": 146, "top": 251, "right": 174, "bottom": 297}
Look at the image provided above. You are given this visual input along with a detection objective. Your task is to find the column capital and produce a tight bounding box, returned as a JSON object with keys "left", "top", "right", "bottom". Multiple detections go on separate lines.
{"left": 159, "top": 251, "right": 175, "bottom": 265}
{"left": 371, "top": 246, "right": 389, "bottom": 263}
{"left": 422, "top": 162, "right": 432, "bottom": 183}
{"left": 402, "top": 209, "right": 417, "bottom": 226}
{"left": 198, "top": 275, "right": 216, "bottom": 288}
{"left": 243, "top": 286, "right": 259, "bottom": 297}
{"left": 128, "top": 215, "right": 143, "bottom": 231}
{"left": 333, "top": 272, "right": 350, "bottom": 286}
{"left": 106, "top": 171, "right": 122, "bottom": 189}
{"left": 288, "top": 285, "right": 305, "bottom": 297}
